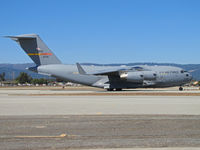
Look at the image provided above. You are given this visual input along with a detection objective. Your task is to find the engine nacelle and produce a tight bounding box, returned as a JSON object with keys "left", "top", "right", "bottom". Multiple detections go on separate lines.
{"left": 120, "top": 72, "right": 144, "bottom": 83}
{"left": 142, "top": 71, "right": 157, "bottom": 80}
{"left": 120, "top": 71, "right": 157, "bottom": 83}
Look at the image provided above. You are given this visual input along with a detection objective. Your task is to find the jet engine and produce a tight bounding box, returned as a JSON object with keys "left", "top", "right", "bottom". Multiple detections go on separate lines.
{"left": 120, "top": 72, "right": 144, "bottom": 83}
{"left": 120, "top": 71, "right": 157, "bottom": 83}
{"left": 142, "top": 71, "right": 157, "bottom": 80}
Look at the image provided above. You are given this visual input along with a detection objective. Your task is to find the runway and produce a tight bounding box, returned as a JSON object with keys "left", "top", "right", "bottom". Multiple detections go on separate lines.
{"left": 0, "top": 87, "right": 200, "bottom": 149}
{"left": 1, "top": 95, "right": 200, "bottom": 115}
{"left": 0, "top": 86, "right": 200, "bottom": 115}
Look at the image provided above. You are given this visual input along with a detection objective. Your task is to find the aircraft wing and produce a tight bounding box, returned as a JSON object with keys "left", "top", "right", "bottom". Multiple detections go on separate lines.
{"left": 90, "top": 68, "right": 128, "bottom": 75}
{"left": 90, "top": 66, "right": 146, "bottom": 75}
{"left": 76, "top": 63, "right": 146, "bottom": 76}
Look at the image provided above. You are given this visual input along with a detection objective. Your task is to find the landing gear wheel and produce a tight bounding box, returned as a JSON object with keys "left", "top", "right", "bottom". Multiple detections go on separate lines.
{"left": 107, "top": 88, "right": 114, "bottom": 91}
{"left": 179, "top": 87, "right": 183, "bottom": 91}
{"left": 116, "top": 88, "right": 122, "bottom": 91}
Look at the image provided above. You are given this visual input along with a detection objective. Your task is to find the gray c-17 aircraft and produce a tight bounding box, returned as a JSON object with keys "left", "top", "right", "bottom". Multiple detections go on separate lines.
{"left": 6, "top": 34, "right": 192, "bottom": 91}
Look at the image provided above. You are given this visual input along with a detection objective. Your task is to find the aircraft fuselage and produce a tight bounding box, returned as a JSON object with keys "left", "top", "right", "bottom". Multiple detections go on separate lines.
{"left": 34, "top": 64, "right": 192, "bottom": 89}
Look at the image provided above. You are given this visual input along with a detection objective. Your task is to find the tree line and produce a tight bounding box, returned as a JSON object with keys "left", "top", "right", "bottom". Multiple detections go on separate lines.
{"left": 0, "top": 72, "right": 51, "bottom": 85}
{"left": 0, "top": 72, "right": 5, "bottom": 81}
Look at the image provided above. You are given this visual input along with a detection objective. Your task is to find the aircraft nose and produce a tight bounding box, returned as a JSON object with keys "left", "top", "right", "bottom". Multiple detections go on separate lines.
{"left": 189, "top": 74, "right": 193, "bottom": 80}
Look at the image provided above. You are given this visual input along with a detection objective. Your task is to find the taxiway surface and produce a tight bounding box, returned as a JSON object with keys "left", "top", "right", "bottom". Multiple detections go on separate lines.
{"left": 1, "top": 115, "right": 200, "bottom": 150}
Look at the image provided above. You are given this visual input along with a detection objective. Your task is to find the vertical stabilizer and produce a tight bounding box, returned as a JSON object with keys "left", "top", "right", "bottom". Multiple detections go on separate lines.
{"left": 6, "top": 34, "right": 61, "bottom": 66}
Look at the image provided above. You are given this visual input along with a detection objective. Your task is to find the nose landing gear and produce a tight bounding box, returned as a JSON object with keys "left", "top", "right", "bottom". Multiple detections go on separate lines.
{"left": 106, "top": 88, "right": 122, "bottom": 91}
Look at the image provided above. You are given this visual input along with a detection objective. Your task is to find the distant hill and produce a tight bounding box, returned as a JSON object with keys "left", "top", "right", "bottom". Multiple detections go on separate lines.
{"left": 0, "top": 63, "right": 49, "bottom": 80}
{"left": 0, "top": 63, "right": 200, "bottom": 80}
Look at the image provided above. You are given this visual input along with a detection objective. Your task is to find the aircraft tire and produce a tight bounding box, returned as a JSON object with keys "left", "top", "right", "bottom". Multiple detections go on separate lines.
{"left": 179, "top": 87, "right": 183, "bottom": 91}
{"left": 116, "top": 88, "right": 122, "bottom": 91}
{"left": 107, "top": 88, "right": 114, "bottom": 91}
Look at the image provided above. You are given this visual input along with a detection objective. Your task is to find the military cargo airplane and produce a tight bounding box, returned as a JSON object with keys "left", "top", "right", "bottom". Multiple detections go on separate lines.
{"left": 6, "top": 34, "right": 192, "bottom": 91}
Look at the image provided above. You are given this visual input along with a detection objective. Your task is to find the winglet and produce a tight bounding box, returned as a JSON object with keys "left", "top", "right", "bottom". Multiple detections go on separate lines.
{"left": 76, "top": 63, "right": 86, "bottom": 74}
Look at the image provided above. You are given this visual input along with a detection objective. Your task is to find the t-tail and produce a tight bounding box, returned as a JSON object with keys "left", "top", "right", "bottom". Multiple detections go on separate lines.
{"left": 5, "top": 34, "right": 61, "bottom": 66}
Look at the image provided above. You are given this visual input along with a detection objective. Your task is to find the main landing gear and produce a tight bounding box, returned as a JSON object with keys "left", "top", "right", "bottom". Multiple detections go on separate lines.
{"left": 107, "top": 88, "right": 114, "bottom": 91}
{"left": 179, "top": 87, "right": 183, "bottom": 91}
{"left": 116, "top": 88, "right": 122, "bottom": 91}
{"left": 107, "top": 88, "right": 122, "bottom": 91}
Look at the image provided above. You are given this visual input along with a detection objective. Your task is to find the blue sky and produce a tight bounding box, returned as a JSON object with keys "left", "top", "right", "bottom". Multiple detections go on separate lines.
{"left": 0, "top": 0, "right": 200, "bottom": 64}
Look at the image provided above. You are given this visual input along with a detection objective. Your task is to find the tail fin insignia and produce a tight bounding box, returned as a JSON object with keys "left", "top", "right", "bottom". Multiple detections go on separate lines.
{"left": 28, "top": 53, "right": 52, "bottom": 56}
